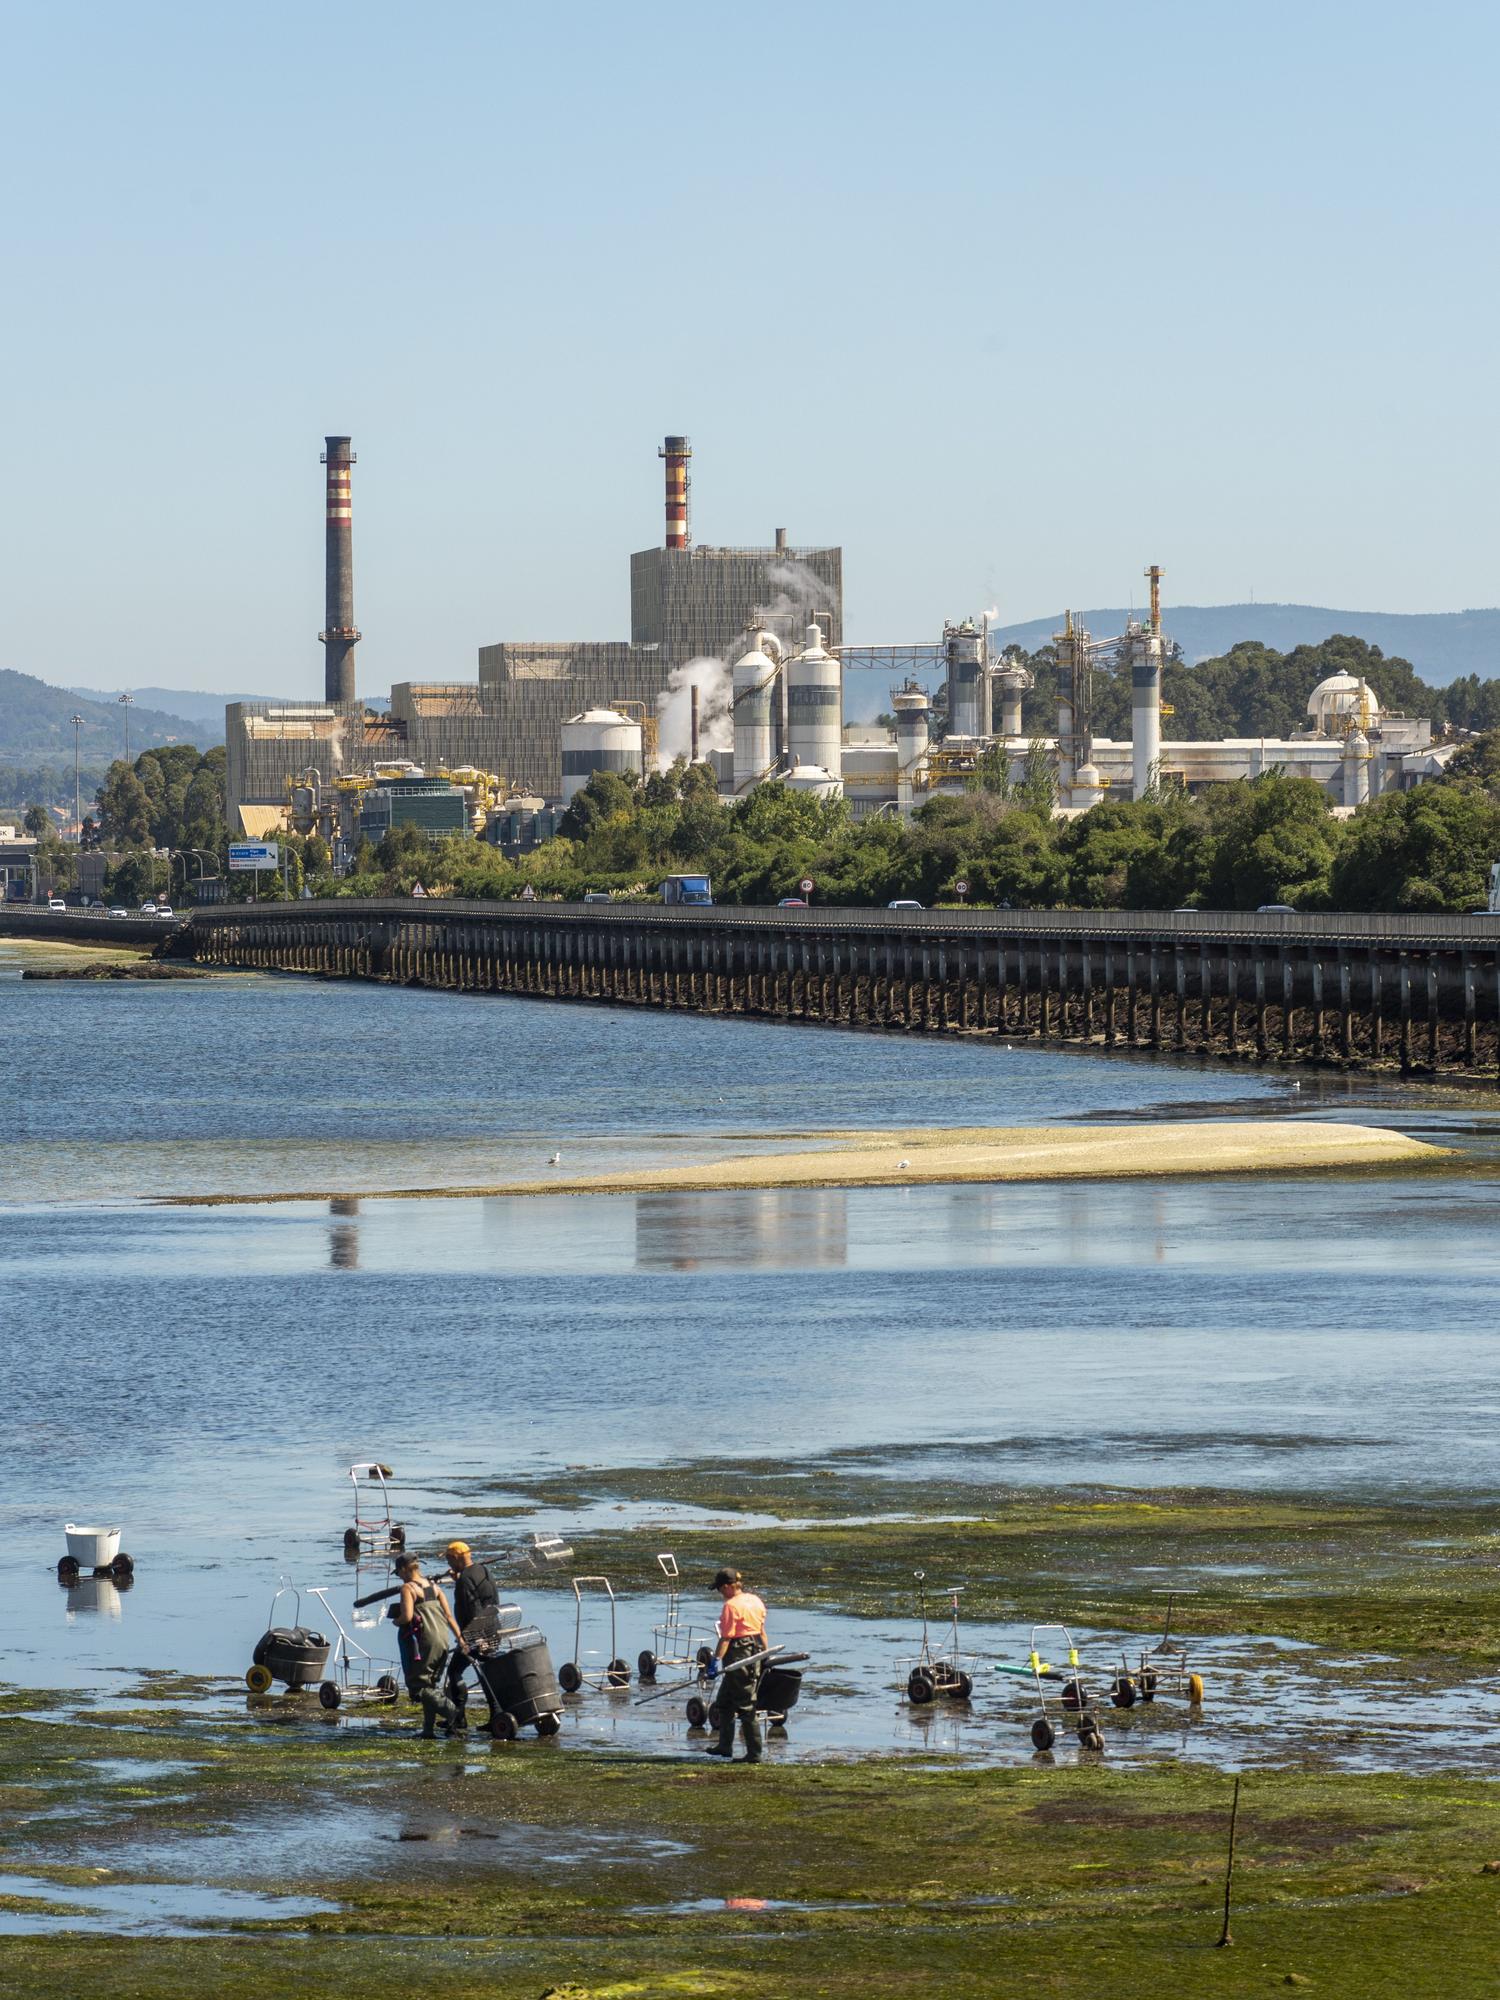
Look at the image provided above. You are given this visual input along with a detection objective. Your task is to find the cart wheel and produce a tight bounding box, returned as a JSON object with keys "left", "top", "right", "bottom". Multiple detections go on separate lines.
{"left": 607, "top": 1657, "right": 630, "bottom": 1688}
{"left": 1187, "top": 1673, "right": 1205, "bottom": 1706}
{"left": 1110, "top": 1675, "right": 1137, "bottom": 1709}
{"left": 111, "top": 1552, "right": 135, "bottom": 1578}
{"left": 246, "top": 1664, "right": 274, "bottom": 1694}
{"left": 769, "top": 1721, "right": 788, "bottom": 1738}
{"left": 637, "top": 1650, "right": 658, "bottom": 1683}
{"left": 1138, "top": 1671, "right": 1158, "bottom": 1702}
{"left": 490, "top": 1710, "right": 518, "bottom": 1741}
{"left": 695, "top": 1645, "right": 713, "bottom": 1667}
{"left": 1077, "top": 1712, "right": 1103, "bottom": 1750}
{"left": 1031, "top": 1717, "right": 1056, "bottom": 1751}
{"left": 558, "top": 1662, "right": 583, "bottom": 1694}
{"left": 318, "top": 1681, "right": 342, "bottom": 1710}
{"left": 707, "top": 1702, "right": 722, "bottom": 1730}
{"left": 57, "top": 1556, "right": 80, "bottom": 1583}
{"left": 1061, "top": 1678, "right": 1086, "bottom": 1710}
{"left": 377, "top": 1674, "right": 399, "bottom": 1699}
{"left": 953, "top": 1671, "right": 974, "bottom": 1702}
{"left": 907, "top": 1669, "right": 936, "bottom": 1705}
{"left": 390, "top": 1525, "right": 406, "bottom": 1551}
{"left": 343, "top": 1528, "right": 360, "bottom": 1558}
{"left": 685, "top": 1696, "right": 708, "bottom": 1727}
{"left": 535, "top": 1712, "right": 562, "bottom": 1738}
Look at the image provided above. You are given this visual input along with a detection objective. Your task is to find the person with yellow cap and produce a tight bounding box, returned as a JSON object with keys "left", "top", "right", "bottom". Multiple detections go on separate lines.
{"left": 442, "top": 1540, "right": 499, "bottom": 1719}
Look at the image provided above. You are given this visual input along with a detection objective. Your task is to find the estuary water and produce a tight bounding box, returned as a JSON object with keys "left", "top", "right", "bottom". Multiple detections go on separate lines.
{"left": 3, "top": 946, "right": 1500, "bottom": 1721}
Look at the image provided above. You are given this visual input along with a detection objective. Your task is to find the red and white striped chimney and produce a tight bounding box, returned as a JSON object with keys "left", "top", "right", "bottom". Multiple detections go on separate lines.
{"left": 659, "top": 435, "right": 691, "bottom": 549}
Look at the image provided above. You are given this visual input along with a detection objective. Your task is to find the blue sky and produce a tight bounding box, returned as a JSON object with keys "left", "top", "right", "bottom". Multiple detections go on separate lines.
{"left": 1, "top": 1, "right": 1494, "bottom": 697}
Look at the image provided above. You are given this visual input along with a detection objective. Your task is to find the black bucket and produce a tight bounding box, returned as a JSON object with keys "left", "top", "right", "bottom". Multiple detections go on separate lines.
{"left": 253, "top": 1624, "right": 330, "bottom": 1689}
{"left": 757, "top": 1664, "right": 803, "bottom": 1716}
{"left": 475, "top": 1629, "right": 562, "bottom": 1731}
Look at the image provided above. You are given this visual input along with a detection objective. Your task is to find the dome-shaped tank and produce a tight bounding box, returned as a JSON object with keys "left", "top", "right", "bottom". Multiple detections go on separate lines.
{"left": 1308, "top": 673, "right": 1380, "bottom": 736}
{"left": 559, "top": 708, "right": 643, "bottom": 805}
{"left": 732, "top": 631, "right": 781, "bottom": 795}
{"left": 786, "top": 622, "right": 842, "bottom": 785}
{"left": 1073, "top": 761, "right": 1104, "bottom": 807}
{"left": 782, "top": 760, "right": 842, "bottom": 801}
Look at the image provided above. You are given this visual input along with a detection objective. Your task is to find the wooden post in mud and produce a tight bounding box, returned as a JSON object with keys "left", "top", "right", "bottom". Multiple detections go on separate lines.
{"left": 1216, "top": 1773, "right": 1241, "bottom": 1948}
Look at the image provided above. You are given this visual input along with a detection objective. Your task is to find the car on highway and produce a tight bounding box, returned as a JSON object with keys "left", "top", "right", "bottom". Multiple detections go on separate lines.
{"left": 777, "top": 897, "right": 807, "bottom": 907}
{"left": 108, "top": 907, "right": 130, "bottom": 919}
{"left": 582, "top": 891, "right": 612, "bottom": 904}
{"left": 1256, "top": 903, "right": 1296, "bottom": 915}
{"left": 886, "top": 899, "right": 924, "bottom": 911}
{"left": 47, "top": 897, "right": 66, "bottom": 912}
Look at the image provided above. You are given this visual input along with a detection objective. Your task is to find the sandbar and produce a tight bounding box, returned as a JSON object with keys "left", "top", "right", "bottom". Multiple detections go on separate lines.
{"left": 169, "top": 1119, "right": 1444, "bottom": 1205}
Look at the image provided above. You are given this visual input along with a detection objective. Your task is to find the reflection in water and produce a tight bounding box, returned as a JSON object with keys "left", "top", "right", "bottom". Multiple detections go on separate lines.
{"left": 64, "top": 1575, "right": 125, "bottom": 1619}
{"left": 634, "top": 1189, "right": 849, "bottom": 1272}
{"left": 328, "top": 1196, "right": 360, "bottom": 1271}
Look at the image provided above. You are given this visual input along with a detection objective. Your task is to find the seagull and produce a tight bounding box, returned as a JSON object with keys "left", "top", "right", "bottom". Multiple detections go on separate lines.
{"left": 1290, "top": 1083, "right": 1301, "bottom": 1093}
{"left": 548, "top": 1151, "right": 562, "bottom": 1166}
{"left": 896, "top": 1159, "right": 911, "bottom": 1171}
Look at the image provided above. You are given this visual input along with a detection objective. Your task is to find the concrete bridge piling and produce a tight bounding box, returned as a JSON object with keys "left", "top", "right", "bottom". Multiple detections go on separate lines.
{"left": 175, "top": 900, "right": 1500, "bottom": 1077}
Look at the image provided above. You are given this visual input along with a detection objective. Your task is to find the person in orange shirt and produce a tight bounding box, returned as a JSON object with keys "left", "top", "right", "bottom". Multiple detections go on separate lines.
{"left": 705, "top": 1566, "right": 770, "bottom": 1763}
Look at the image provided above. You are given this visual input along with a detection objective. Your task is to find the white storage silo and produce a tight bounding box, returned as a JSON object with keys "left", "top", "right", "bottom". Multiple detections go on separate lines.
{"left": 732, "top": 631, "right": 781, "bottom": 794}
{"left": 559, "top": 708, "right": 643, "bottom": 806}
{"left": 786, "top": 623, "right": 842, "bottom": 784}
{"left": 944, "top": 619, "right": 987, "bottom": 740}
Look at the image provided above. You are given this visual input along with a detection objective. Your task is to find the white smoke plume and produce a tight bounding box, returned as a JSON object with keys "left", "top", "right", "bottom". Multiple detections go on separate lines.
{"left": 655, "top": 655, "right": 733, "bottom": 771}
{"left": 760, "top": 560, "right": 833, "bottom": 650}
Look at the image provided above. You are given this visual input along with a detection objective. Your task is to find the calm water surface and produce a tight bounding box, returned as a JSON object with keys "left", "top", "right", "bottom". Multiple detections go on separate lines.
{"left": 3, "top": 954, "right": 1499, "bottom": 1705}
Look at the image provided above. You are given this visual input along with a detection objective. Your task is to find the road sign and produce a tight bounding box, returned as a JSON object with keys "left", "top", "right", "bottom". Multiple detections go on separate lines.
{"left": 228, "top": 842, "right": 279, "bottom": 872}
{"left": 800, "top": 878, "right": 814, "bottom": 894}
{"left": 954, "top": 878, "right": 969, "bottom": 899}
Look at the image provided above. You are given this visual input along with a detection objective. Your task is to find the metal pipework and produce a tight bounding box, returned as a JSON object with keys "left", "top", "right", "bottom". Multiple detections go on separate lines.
{"left": 319, "top": 436, "right": 360, "bottom": 703}
{"left": 660, "top": 434, "right": 692, "bottom": 549}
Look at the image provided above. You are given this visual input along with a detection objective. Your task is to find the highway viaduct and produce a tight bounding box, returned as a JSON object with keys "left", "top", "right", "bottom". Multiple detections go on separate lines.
{"left": 7, "top": 899, "right": 1491, "bottom": 1076}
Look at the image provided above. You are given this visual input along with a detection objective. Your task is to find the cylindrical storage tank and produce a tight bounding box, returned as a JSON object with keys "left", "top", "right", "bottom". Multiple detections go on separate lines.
{"left": 475, "top": 1629, "right": 563, "bottom": 1733}
{"left": 732, "top": 633, "right": 780, "bottom": 793}
{"left": 786, "top": 623, "right": 842, "bottom": 783}
{"left": 995, "top": 668, "right": 1028, "bottom": 738}
{"left": 559, "top": 708, "right": 643, "bottom": 806}
{"left": 1131, "top": 633, "right": 1162, "bottom": 800}
{"left": 782, "top": 761, "right": 842, "bottom": 801}
{"left": 1073, "top": 762, "right": 1104, "bottom": 808}
{"left": 1343, "top": 730, "right": 1371, "bottom": 808}
{"left": 892, "top": 683, "right": 930, "bottom": 818}
{"left": 945, "top": 621, "right": 986, "bottom": 740}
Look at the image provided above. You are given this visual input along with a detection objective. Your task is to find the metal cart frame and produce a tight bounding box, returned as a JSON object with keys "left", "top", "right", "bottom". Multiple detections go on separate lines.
{"left": 898, "top": 1570, "right": 978, "bottom": 1705}
{"left": 637, "top": 1554, "right": 710, "bottom": 1683}
{"left": 558, "top": 1575, "right": 630, "bottom": 1693}
{"left": 342, "top": 1462, "right": 406, "bottom": 1560}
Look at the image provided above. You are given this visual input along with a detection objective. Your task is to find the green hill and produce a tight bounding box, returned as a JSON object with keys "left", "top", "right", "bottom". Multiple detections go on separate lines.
{"left": 0, "top": 669, "right": 206, "bottom": 768}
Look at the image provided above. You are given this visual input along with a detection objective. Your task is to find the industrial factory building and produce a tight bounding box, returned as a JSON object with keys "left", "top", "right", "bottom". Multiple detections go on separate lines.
{"left": 226, "top": 434, "right": 1447, "bottom": 851}
{"left": 225, "top": 435, "right": 841, "bottom": 835}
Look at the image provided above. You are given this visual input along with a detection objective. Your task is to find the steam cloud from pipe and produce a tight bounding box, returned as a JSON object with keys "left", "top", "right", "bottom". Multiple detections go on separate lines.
{"left": 656, "top": 656, "right": 732, "bottom": 770}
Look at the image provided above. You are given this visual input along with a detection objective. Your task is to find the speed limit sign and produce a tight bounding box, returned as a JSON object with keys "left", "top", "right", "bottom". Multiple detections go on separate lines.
{"left": 800, "top": 878, "right": 814, "bottom": 895}
{"left": 954, "top": 878, "right": 970, "bottom": 898}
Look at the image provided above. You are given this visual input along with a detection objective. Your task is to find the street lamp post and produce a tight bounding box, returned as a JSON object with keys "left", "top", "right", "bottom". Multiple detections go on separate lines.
{"left": 69, "top": 714, "right": 83, "bottom": 842}
{"left": 118, "top": 692, "right": 134, "bottom": 766}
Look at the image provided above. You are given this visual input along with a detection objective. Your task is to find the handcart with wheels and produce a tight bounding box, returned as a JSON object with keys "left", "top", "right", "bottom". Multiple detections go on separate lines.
{"left": 461, "top": 1603, "right": 564, "bottom": 1740}
{"left": 897, "top": 1571, "right": 977, "bottom": 1705}
{"left": 558, "top": 1576, "right": 631, "bottom": 1693}
{"left": 245, "top": 1581, "right": 331, "bottom": 1694}
{"left": 637, "top": 1554, "right": 711, "bottom": 1684}
{"left": 681, "top": 1647, "right": 808, "bottom": 1737}
{"left": 341, "top": 1462, "right": 406, "bottom": 1560}
{"left": 304, "top": 1586, "right": 400, "bottom": 1710}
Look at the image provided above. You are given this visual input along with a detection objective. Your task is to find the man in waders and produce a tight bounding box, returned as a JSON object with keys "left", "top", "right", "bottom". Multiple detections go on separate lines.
{"left": 394, "top": 1553, "right": 464, "bottom": 1738}
{"left": 442, "top": 1540, "right": 498, "bottom": 1722}
{"left": 705, "top": 1567, "right": 769, "bottom": 1763}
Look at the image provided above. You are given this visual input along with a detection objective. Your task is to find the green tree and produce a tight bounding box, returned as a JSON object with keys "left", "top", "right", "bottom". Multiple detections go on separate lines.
{"left": 1199, "top": 775, "right": 1341, "bottom": 909}
{"left": 96, "top": 761, "right": 153, "bottom": 847}
{"left": 1329, "top": 786, "right": 1500, "bottom": 912}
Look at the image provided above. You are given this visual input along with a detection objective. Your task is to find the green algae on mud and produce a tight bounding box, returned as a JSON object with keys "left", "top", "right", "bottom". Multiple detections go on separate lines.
{"left": 464, "top": 1460, "right": 1500, "bottom": 1662}
{"left": 3, "top": 1694, "right": 1500, "bottom": 1998}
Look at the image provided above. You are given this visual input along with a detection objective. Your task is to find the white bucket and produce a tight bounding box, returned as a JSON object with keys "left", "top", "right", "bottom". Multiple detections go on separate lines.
{"left": 64, "top": 1524, "right": 121, "bottom": 1567}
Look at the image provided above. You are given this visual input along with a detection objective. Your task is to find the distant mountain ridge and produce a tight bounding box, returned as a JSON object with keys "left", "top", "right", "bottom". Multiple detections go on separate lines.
{"left": 68, "top": 685, "right": 275, "bottom": 726}
{"left": 0, "top": 670, "right": 209, "bottom": 766}
{"left": 991, "top": 603, "right": 1500, "bottom": 683}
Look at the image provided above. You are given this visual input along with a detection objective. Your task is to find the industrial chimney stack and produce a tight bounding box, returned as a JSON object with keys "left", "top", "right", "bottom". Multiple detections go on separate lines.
{"left": 660, "top": 435, "right": 692, "bottom": 549}
{"left": 319, "top": 435, "right": 360, "bottom": 703}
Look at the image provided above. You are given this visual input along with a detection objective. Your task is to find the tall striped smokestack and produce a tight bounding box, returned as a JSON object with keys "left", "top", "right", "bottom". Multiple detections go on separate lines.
{"left": 319, "top": 435, "right": 360, "bottom": 703}
{"left": 660, "top": 435, "right": 691, "bottom": 549}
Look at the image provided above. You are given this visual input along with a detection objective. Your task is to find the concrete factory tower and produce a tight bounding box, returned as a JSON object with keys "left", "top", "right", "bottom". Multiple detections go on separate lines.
{"left": 659, "top": 435, "right": 692, "bottom": 549}
{"left": 319, "top": 436, "right": 360, "bottom": 703}
{"left": 1131, "top": 563, "right": 1165, "bottom": 800}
